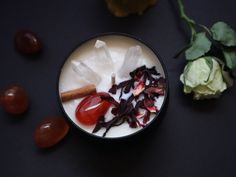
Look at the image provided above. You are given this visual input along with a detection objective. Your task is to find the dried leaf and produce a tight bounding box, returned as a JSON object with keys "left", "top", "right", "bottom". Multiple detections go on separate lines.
{"left": 222, "top": 48, "right": 236, "bottom": 74}
{"left": 211, "top": 22, "right": 236, "bottom": 47}
{"left": 185, "top": 32, "right": 212, "bottom": 60}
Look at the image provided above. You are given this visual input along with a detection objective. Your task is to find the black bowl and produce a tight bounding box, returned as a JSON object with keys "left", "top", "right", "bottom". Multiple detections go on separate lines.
{"left": 57, "top": 33, "right": 169, "bottom": 140}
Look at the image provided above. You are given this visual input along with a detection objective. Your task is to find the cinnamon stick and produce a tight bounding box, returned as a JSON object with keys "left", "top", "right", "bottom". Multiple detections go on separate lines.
{"left": 61, "top": 84, "right": 96, "bottom": 102}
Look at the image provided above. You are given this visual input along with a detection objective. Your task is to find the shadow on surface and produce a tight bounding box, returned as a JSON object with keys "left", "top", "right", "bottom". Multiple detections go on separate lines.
{"left": 62, "top": 98, "right": 169, "bottom": 177}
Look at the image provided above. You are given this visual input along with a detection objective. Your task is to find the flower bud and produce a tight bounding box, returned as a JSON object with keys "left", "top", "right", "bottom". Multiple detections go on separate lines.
{"left": 180, "top": 57, "right": 227, "bottom": 100}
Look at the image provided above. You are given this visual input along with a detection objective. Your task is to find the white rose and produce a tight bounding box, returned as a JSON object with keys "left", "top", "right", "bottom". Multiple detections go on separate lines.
{"left": 180, "top": 57, "right": 227, "bottom": 100}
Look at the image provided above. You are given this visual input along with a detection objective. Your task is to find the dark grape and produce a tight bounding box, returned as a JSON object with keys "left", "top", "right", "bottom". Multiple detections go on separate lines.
{"left": 0, "top": 85, "right": 29, "bottom": 115}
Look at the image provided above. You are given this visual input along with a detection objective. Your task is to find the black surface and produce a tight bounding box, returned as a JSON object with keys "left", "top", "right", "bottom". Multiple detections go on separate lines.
{"left": 0, "top": 0, "right": 236, "bottom": 177}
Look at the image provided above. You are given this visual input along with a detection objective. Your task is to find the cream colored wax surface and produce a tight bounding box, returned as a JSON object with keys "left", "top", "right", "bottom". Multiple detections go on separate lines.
{"left": 59, "top": 35, "right": 166, "bottom": 138}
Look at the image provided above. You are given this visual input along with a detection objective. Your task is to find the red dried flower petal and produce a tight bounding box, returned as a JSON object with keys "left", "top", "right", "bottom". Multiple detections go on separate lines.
{"left": 100, "top": 94, "right": 119, "bottom": 107}
{"left": 93, "top": 65, "right": 165, "bottom": 137}
{"left": 144, "top": 98, "right": 158, "bottom": 113}
{"left": 136, "top": 111, "right": 146, "bottom": 119}
{"left": 158, "top": 77, "right": 166, "bottom": 89}
{"left": 109, "top": 84, "right": 118, "bottom": 94}
{"left": 145, "top": 87, "right": 164, "bottom": 96}
{"left": 147, "top": 106, "right": 158, "bottom": 113}
{"left": 133, "top": 81, "right": 145, "bottom": 96}
{"left": 143, "top": 111, "right": 151, "bottom": 124}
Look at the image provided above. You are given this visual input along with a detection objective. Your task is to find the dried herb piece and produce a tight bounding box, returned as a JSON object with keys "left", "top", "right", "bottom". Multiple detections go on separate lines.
{"left": 185, "top": 32, "right": 212, "bottom": 60}
{"left": 211, "top": 22, "right": 236, "bottom": 47}
{"left": 93, "top": 65, "right": 166, "bottom": 137}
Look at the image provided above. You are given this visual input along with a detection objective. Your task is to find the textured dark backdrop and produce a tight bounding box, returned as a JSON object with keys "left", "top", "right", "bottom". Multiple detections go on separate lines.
{"left": 0, "top": 0, "right": 236, "bottom": 177}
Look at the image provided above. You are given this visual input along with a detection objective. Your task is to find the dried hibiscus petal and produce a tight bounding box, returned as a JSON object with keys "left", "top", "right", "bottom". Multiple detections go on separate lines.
{"left": 127, "top": 116, "right": 138, "bottom": 128}
{"left": 118, "top": 79, "right": 133, "bottom": 88}
{"left": 111, "top": 107, "right": 118, "bottom": 115}
{"left": 149, "top": 66, "right": 160, "bottom": 76}
{"left": 133, "top": 80, "right": 145, "bottom": 96}
{"left": 130, "top": 65, "right": 146, "bottom": 78}
{"left": 92, "top": 116, "right": 105, "bottom": 134}
{"left": 145, "top": 86, "right": 165, "bottom": 96}
{"left": 157, "top": 77, "right": 166, "bottom": 89}
{"left": 134, "top": 71, "right": 143, "bottom": 81}
{"left": 92, "top": 65, "right": 165, "bottom": 137}
{"left": 136, "top": 111, "right": 146, "bottom": 119}
{"left": 144, "top": 98, "right": 158, "bottom": 113}
{"left": 124, "top": 82, "right": 133, "bottom": 93}
{"left": 100, "top": 94, "right": 119, "bottom": 107}
{"left": 143, "top": 111, "right": 151, "bottom": 124}
{"left": 109, "top": 84, "right": 118, "bottom": 94}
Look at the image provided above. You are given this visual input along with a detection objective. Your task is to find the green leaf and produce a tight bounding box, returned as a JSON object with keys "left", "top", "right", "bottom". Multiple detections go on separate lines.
{"left": 185, "top": 32, "right": 212, "bottom": 60}
{"left": 222, "top": 48, "right": 236, "bottom": 70}
{"left": 211, "top": 21, "right": 236, "bottom": 47}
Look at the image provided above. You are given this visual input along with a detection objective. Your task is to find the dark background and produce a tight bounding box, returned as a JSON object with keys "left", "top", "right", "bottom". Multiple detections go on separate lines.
{"left": 1, "top": 0, "right": 236, "bottom": 177}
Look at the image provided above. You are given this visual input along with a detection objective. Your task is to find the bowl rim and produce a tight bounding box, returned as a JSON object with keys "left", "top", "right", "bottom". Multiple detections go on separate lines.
{"left": 57, "top": 32, "right": 169, "bottom": 140}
